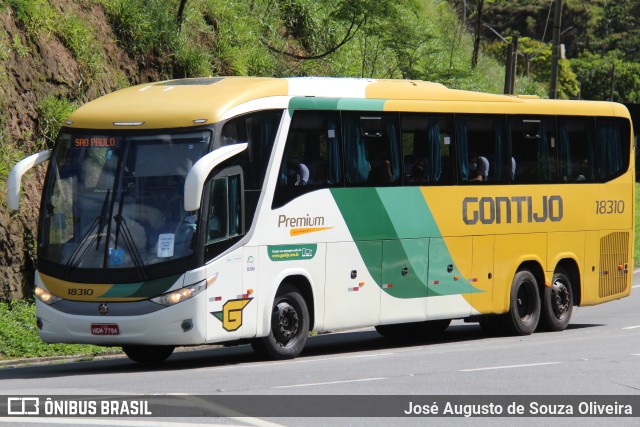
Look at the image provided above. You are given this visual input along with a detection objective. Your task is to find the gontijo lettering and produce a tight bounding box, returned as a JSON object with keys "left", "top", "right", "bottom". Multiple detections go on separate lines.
{"left": 463, "top": 195, "right": 563, "bottom": 225}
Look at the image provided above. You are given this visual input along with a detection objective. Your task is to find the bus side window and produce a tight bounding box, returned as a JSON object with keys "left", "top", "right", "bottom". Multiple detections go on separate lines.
{"left": 400, "top": 114, "right": 454, "bottom": 185}
{"left": 508, "top": 117, "right": 557, "bottom": 183}
{"left": 272, "top": 111, "right": 343, "bottom": 208}
{"left": 596, "top": 118, "right": 631, "bottom": 182}
{"left": 220, "top": 110, "right": 282, "bottom": 192}
{"left": 207, "top": 174, "right": 243, "bottom": 243}
{"left": 343, "top": 113, "right": 401, "bottom": 186}
{"left": 205, "top": 169, "right": 243, "bottom": 263}
{"left": 457, "top": 115, "right": 508, "bottom": 184}
{"left": 558, "top": 117, "right": 596, "bottom": 182}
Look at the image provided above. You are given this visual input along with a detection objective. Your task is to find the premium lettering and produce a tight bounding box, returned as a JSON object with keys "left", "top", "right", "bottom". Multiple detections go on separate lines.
{"left": 278, "top": 214, "right": 325, "bottom": 228}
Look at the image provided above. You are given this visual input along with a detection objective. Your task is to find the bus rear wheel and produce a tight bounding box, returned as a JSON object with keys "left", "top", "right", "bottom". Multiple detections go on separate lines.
{"left": 539, "top": 268, "right": 573, "bottom": 331}
{"left": 122, "top": 345, "right": 175, "bottom": 364}
{"left": 502, "top": 270, "right": 540, "bottom": 335}
{"left": 251, "top": 284, "right": 309, "bottom": 360}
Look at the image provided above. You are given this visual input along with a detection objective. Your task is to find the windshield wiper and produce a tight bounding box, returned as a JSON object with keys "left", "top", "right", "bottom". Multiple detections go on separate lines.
{"left": 63, "top": 189, "right": 110, "bottom": 276}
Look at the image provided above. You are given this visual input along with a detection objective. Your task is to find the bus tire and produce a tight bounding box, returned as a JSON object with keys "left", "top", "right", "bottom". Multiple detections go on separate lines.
{"left": 375, "top": 319, "right": 451, "bottom": 338}
{"left": 502, "top": 270, "right": 541, "bottom": 335}
{"left": 251, "top": 284, "right": 309, "bottom": 360}
{"left": 122, "top": 345, "right": 175, "bottom": 364}
{"left": 539, "top": 268, "right": 573, "bottom": 331}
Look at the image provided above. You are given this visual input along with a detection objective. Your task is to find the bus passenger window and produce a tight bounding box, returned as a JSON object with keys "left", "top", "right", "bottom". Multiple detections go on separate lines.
{"left": 558, "top": 118, "right": 596, "bottom": 183}
{"left": 596, "top": 118, "right": 630, "bottom": 182}
{"left": 456, "top": 115, "right": 508, "bottom": 184}
{"left": 400, "top": 114, "right": 454, "bottom": 185}
{"left": 220, "top": 111, "right": 282, "bottom": 191}
{"left": 343, "top": 113, "right": 400, "bottom": 186}
{"left": 272, "top": 111, "right": 343, "bottom": 208}
{"left": 508, "top": 117, "right": 557, "bottom": 183}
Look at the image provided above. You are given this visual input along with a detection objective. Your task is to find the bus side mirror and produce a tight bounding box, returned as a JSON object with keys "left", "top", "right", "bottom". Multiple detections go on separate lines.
{"left": 184, "top": 143, "right": 247, "bottom": 211}
{"left": 7, "top": 150, "right": 52, "bottom": 210}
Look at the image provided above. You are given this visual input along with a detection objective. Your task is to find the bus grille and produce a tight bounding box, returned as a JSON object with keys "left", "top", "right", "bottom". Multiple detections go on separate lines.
{"left": 599, "top": 231, "right": 630, "bottom": 298}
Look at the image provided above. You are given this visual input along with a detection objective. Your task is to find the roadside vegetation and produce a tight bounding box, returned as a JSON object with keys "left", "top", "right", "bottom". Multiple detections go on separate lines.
{"left": 0, "top": 300, "right": 115, "bottom": 359}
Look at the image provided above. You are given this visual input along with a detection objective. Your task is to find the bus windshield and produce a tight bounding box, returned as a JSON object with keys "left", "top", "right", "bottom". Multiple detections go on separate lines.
{"left": 39, "top": 130, "right": 211, "bottom": 272}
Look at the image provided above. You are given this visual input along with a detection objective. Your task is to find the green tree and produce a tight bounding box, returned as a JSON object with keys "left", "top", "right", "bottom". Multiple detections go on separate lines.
{"left": 572, "top": 50, "right": 640, "bottom": 102}
{"left": 486, "top": 37, "right": 579, "bottom": 98}
{"left": 593, "top": 0, "right": 640, "bottom": 60}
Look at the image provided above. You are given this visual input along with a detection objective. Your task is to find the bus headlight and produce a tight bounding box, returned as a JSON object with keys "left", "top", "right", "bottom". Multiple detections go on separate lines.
{"left": 35, "top": 286, "right": 62, "bottom": 305}
{"left": 150, "top": 281, "right": 206, "bottom": 307}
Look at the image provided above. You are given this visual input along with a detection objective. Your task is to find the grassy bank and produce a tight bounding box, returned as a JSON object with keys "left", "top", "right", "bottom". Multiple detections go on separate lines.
{"left": 0, "top": 300, "right": 115, "bottom": 360}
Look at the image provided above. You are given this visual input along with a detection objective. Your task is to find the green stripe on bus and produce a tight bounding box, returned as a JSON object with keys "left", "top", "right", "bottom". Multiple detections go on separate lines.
{"left": 101, "top": 274, "right": 181, "bottom": 298}
{"left": 376, "top": 187, "right": 440, "bottom": 238}
{"left": 288, "top": 97, "right": 386, "bottom": 114}
{"left": 330, "top": 187, "right": 396, "bottom": 240}
{"left": 331, "top": 187, "right": 480, "bottom": 298}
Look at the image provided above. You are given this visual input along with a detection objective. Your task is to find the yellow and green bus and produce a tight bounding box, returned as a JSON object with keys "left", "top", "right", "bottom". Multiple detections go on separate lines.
{"left": 8, "top": 77, "right": 634, "bottom": 363}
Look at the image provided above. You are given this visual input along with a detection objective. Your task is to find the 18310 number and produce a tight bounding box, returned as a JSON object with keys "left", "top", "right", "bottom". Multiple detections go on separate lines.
{"left": 595, "top": 200, "right": 625, "bottom": 214}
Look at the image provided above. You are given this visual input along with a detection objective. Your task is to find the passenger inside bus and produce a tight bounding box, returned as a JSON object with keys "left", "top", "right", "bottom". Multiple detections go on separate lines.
{"left": 368, "top": 140, "right": 393, "bottom": 184}
{"left": 468, "top": 154, "right": 488, "bottom": 182}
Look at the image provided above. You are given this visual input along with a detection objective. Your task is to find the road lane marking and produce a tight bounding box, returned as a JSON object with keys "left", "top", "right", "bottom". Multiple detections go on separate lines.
{"left": 275, "top": 377, "right": 386, "bottom": 389}
{"left": 189, "top": 352, "right": 397, "bottom": 373}
{"left": 622, "top": 325, "right": 640, "bottom": 330}
{"left": 460, "top": 362, "right": 562, "bottom": 372}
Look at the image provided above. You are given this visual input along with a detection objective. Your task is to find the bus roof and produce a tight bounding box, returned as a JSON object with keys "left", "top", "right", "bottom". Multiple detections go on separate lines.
{"left": 64, "top": 77, "right": 631, "bottom": 130}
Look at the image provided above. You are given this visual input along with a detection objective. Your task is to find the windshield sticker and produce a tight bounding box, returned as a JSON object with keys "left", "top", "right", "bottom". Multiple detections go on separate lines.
{"left": 157, "top": 233, "right": 175, "bottom": 258}
{"left": 108, "top": 248, "right": 125, "bottom": 265}
{"left": 268, "top": 244, "right": 317, "bottom": 261}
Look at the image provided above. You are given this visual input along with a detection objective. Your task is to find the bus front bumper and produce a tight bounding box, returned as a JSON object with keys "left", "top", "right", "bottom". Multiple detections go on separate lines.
{"left": 35, "top": 292, "right": 207, "bottom": 346}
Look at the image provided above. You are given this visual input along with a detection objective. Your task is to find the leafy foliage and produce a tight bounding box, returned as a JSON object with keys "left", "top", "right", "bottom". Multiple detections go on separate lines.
{"left": 0, "top": 300, "right": 113, "bottom": 359}
{"left": 572, "top": 50, "right": 640, "bottom": 103}
{"left": 95, "top": 0, "right": 507, "bottom": 92}
{"left": 453, "top": 0, "right": 640, "bottom": 101}
{"left": 486, "top": 37, "right": 578, "bottom": 99}
{"left": 7, "top": 0, "right": 105, "bottom": 81}
{"left": 37, "top": 96, "right": 77, "bottom": 150}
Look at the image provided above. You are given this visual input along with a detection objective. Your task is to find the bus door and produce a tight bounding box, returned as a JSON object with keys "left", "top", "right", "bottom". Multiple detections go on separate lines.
{"left": 203, "top": 167, "right": 254, "bottom": 341}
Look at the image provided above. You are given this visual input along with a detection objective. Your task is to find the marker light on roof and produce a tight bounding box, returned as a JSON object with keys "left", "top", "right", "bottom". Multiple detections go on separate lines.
{"left": 113, "top": 122, "right": 145, "bottom": 126}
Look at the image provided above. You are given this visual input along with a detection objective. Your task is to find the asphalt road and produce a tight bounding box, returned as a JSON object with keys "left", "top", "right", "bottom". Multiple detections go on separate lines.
{"left": 1, "top": 272, "right": 639, "bottom": 426}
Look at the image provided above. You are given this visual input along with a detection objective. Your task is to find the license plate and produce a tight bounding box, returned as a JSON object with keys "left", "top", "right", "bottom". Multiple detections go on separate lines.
{"left": 91, "top": 324, "right": 120, "bottom": 335}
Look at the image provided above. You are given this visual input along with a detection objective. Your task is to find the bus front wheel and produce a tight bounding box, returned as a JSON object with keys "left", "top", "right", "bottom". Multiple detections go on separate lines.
{"left": 122, "top": 345, "right": 175, "bottom": 364}
{"left": 251, "top": 284, "right": 309, "bottom": 360}
{"left": 502, "top": 270, "right": 540, "bottom": 335}
{"left": 539, "top": 268, "right": 573, "bottom": 331}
